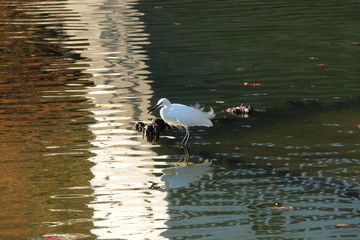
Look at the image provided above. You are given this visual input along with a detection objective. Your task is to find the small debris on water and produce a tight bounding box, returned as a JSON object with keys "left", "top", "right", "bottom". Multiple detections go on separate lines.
{"left": 222, "top": 103, "right": 253, "bottom": 118}
{"left": 243, "top": 82, "right": 263, "bottom": 86}
{"left": 41, "top": 237, "right": 63, "bottom": 240}
{"left": 111, "top": 201, "right": 123, "bottom": 207}
{"left": 271, "top": 206, "right": 294, "bottom": 210}
{"left": 336, "top": 224, "right": 351, "bottom": 227}
{"left": 271, "top": 202, "right": 294, "bottom": 210}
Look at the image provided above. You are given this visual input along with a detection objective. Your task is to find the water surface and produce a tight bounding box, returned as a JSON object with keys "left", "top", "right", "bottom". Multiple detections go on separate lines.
{"left": 0, "top": 0, "right": 359, "bottom": 239}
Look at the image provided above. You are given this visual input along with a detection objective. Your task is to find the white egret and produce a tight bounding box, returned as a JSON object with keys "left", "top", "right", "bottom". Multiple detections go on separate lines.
{"left": 148, "top": 98, "right": 214, "bottom": 146}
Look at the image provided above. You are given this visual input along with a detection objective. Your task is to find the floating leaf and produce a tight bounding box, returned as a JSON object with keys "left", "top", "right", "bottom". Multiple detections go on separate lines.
{"left": 336, "top": 224, "right": 350, "bottom": 227}
{"left": 244, "top": 82, "right": 263, "bottom": 86}
{"left": 271, "top": 206, "right": 294, "bottom": 210}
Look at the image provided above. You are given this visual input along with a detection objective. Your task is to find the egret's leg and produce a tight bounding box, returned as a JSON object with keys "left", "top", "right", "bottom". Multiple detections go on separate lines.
{"left": 183, "top": 145, "right": 190, "bottom": 164}
{"left": 185, "top": 131, "right": 191, "bottom": 146}
{"left": 180, "top": 131, "right": 188, "bottom": 145}
{"left": 181, "top": 128, "right": 191, "bottom": 146}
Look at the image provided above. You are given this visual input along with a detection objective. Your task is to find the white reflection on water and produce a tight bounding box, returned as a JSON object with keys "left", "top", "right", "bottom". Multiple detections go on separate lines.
{"left": 64, "top": 0, "right": 171, "bottom": 239}
{"left": 162, "top": 160, "right": 213, "bottom": 189}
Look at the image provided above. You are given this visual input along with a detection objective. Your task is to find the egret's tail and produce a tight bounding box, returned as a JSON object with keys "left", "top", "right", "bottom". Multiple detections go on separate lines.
{"left": 193, "top": 103, "right": 215, "bottom": 119}
{"left": 206, "top": 107, "right": 215, "bottom": 119}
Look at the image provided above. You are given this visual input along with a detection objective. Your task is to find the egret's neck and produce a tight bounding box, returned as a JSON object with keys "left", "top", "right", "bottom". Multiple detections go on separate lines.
{"left": 160, "top": 106, "right": 171, "bottom": 122}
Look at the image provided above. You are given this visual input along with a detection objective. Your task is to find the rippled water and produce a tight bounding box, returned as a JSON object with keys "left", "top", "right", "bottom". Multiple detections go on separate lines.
{"left": 0, "top": 0, "right": 359, "bottom": 239}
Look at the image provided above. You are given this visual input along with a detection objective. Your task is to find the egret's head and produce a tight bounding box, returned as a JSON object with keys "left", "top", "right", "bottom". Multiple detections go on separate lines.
{"left": 148, "top": 98, "right": 171, "bottom": 114}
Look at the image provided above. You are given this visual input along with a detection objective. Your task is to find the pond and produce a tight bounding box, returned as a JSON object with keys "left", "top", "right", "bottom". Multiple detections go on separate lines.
{"left": 0, "top": 0, "right": 359, "bottom": 239}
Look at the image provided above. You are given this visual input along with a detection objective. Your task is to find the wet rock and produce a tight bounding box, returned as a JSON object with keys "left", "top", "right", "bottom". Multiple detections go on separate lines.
{"left": 135, "top": 122, "right": 145, "bottom": 132}
{"left": 135, "top": 118, "right": 170, "bottom": 142}
{"left": 151, "top": 118, "right": 168, "bottom": 132}
{"left": 143, "top": 123, "right": 158, "bottom": 142}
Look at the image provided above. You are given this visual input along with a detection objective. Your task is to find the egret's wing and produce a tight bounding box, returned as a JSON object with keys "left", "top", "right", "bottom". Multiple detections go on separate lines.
{"left": 171, "top": 104, "right": 213, "bottom": 127}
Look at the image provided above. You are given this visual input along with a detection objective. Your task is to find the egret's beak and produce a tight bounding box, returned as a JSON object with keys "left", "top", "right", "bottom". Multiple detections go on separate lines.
{"left": 147, "top": 103, "right": 161, "bottom": 114}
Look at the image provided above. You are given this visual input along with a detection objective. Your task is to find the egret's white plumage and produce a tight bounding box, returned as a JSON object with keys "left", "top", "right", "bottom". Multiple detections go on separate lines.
{"left": 148, "top": 98, "right": 214, "bottom": 146}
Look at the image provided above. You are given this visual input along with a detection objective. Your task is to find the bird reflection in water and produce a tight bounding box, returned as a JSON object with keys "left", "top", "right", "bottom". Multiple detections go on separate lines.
{"left": 161, "top": 159, "right": 213, "bottom": 189}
